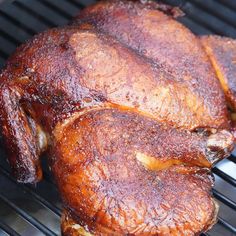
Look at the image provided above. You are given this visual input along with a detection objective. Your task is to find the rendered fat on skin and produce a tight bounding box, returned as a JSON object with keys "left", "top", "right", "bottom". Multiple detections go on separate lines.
{"left": 0, "top": 0, "right": 235, "bottom": 235}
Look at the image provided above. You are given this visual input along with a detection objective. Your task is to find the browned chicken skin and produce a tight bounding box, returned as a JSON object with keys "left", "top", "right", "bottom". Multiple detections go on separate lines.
{"left": 200, "top": 35, "right": 236, "bottom": 134}
{"left": 201, "top": 35, "right": 236, "bottom": 111}
{"left": 0, "top": 1, "right": 235, "bottom": 235}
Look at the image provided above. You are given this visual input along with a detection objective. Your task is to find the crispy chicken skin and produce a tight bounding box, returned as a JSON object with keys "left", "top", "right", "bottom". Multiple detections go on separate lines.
{"left": 200, "top": 36, "right": 236, "bottom": 111}
{"left": 0, "top": 0, "right": 235, "bottom": 235}
{"left": 74, "top": 0, "right": 229, "bottom": 130}
{"left": 56, "top": 108, "right": 219, "bottom": 235}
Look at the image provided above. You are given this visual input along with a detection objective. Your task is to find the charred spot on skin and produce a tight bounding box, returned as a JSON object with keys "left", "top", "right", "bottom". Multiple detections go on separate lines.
{"left": 59, "top": 43, "right": 70, "bottom": 51}
{"left": 11, "top": 62, "right": 20, "bottom": 69}
{"left": 193, "top": 127, "right": 217, "bottom": 137}
{"left": 21, "top": 101, "right": 35, "bottom": 119}
{"left": 40, "top": 118, "right": 48, "bottom": 128}
{"left": 93, "top": 92, "right": 107, "bottom": 103}
{"left": 51, "top": 90, "right": 66, "bottom": 106}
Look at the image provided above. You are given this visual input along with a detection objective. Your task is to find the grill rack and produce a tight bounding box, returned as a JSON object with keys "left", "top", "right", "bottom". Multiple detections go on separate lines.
{"left": 0, "top": 0, "right": 235, "bottom": 235}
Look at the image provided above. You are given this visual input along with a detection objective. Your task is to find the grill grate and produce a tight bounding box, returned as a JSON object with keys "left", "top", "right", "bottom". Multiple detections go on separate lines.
{"left": 0, "top": 0, "right": 235, "bottom": 235}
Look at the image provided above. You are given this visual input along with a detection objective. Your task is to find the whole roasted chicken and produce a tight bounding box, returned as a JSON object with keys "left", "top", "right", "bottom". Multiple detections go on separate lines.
{"left": 0, "top": 1, "right": 235, "bottom": 235}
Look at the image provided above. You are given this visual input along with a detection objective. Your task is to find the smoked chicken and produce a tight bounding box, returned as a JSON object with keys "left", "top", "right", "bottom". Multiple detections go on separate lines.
{"left": 0, "top": 0, "right": 235, "bottom": 235}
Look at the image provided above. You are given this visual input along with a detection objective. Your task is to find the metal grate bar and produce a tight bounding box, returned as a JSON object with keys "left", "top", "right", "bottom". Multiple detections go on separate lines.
{"left": 0, "top": 58, "right": 5, "bottom": 68}
{"left": 218, "top": 217, "right": 236, "bottom": 234}
{"left": 0, "top": 16, "right": 31, "bottom": 43}
{"left": 42, "top": 0, "right": 83, "bottom": 16}
{"left": 0, "top": 36, "right": 18, "bottom": 56}
{"left": 217, "top": 0, "right": 236, "bottom": 12}
{"left": 0, "top": 49, "right": 9, "bottom": 60}
{"left": 67, "top": 0, "right": 86, "bottom": 9}
{"left": 212, "top": 167, "right": 236, "bottom": 187}
{"left": 1, "top": 3, "right": 56, "bottom": 34}
{"left": 0, "top": 198, "right": 47, "bottom": 236}
{"left": 188, "top": 0, "right": 236, "bottom": 28}
{"left": 0, "top": 193, "right": 57, "bottom": 236}
{"left": 25, "top": 185, "right": 61, "bottom": 216}
{"left": 178, "top": 17, "right": 213, "bottom": 35}
{"left": 228, "top": 155, "right": 236, "bottom": 164}
{"left": 15, "top": 0, "right": 69, "bottom": 26}
{"left": 0, "top": 9, "right": 36, "bottom": 35}
{"left": 181, "top": 2, "right": 236, "bottom": 38}
{"left": 74, "top": 0, "right": 96, "bottom": 7}
{"left": 0, "top": 29, "right": 21, "bottom": 45}
{"left": 213, "top": 189, "right": 236, "bottom": 211}
{"left": 161, "top": 0, "right": 236, "bottom": 39}
{"left": 0, "top": 166, "right": 61, "bottom": 217}
{"left": 39, "top": 0, "right": 73, "bottom": 19}
{"left": 13, "top": 1, "right": 57, "bottom": 28}
{"left": 0, "top": 221, "right": 20, "bottom": 236}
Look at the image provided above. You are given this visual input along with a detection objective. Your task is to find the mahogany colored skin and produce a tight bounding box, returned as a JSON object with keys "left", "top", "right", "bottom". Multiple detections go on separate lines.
{"left": 0, "top": 0, "right": 235, "bottom": 235}
{"left": 55, "top": 108, "right": 217, "bottom": 236}
{"left": 73, "top": 0, "right": 229, "bottom": 130}
{"left": 201, "top": 35, "right": 236, "bottom": 111}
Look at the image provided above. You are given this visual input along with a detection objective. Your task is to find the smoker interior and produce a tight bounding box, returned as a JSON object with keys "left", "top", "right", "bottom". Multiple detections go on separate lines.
{"left": 0, "top": 0, "right": 235, "bottom": 235}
